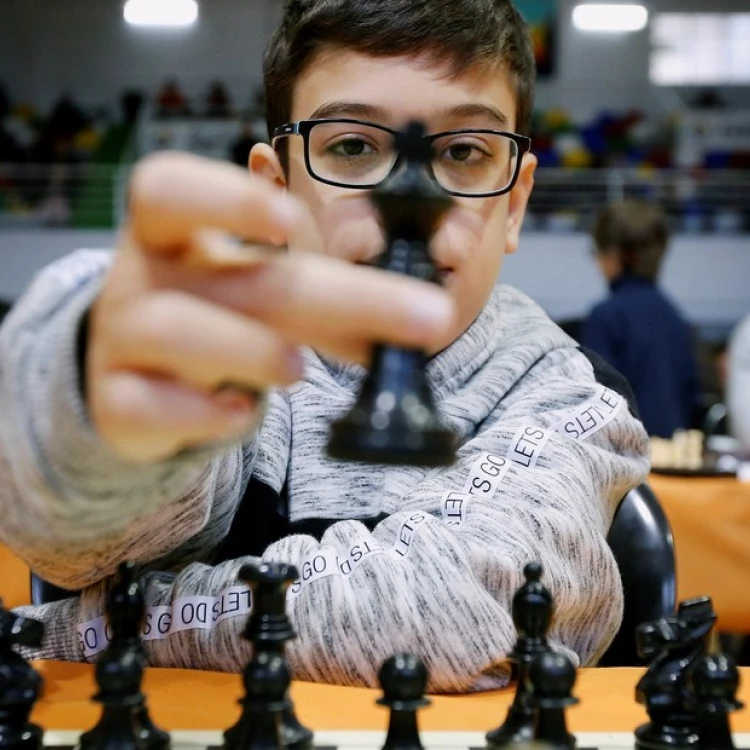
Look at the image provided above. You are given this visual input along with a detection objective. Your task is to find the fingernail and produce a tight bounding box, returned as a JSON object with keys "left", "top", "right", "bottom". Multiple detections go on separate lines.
{"left": 412, "top": 290, "right": 455, "bottom": 332}
{"left": 285, "top": 348, "right": 305, "bottom": 381}
{"left": 271, "top": 196, "right": 301, "bottom": 229}
{"left": 215, "top": 389, "right": 257, "bottom": 411}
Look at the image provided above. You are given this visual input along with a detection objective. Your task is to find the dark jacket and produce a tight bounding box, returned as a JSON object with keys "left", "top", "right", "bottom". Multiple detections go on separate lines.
{"left": 581, "top": 274, "right": 700, "bottom": 438}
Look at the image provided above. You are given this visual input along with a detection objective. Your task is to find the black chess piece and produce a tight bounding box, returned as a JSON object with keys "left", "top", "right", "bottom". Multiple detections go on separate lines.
{"left": 528, "top": 651, "right": 578, "bottom": 750}
{"left": 225, "top": 562, "right": 312, "bottom": 750}
{"left": 223, "top": 651, "right": 290, "bottom": 750}
{"left": 80, "top": 563, "right": 170, "bottom": 750}
{"left": 79, "top": 646, "right": 145, "bottom": 750}
{"left": 377, "top": 654, "right": 430, "bottom": 750}
{"left": 327, "top": 120, "right": 458, "bottom": 467}
{"left": 486, "top": 562, "right": 553, "bottom": 748}
{"left": 107, "top": 563, "right": 170, "bottom": 750}
{"left": 690, "top": 653, "right": 744, "bottom": 750}
{"left": 635, "top": 596, "right": 718, "bottom": 750}
{"left": 0, "top": 601, "right": 45, "bottom": 750}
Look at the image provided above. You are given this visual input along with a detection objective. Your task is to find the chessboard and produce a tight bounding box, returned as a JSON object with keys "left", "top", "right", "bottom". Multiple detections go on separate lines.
{"left": 33, "top": 731, "right": 750, "bottom": 750}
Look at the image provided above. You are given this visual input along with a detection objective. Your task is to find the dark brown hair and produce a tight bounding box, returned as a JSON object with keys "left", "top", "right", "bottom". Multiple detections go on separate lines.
{"left": 593, "top": 200, "right": 671, "bottom": 281}
{"left": 263, "top": 0, "right": 536, "bottom": 140}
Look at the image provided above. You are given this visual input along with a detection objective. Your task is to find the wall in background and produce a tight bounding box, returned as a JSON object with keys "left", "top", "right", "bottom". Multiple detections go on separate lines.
{"left": 2, "top": 230, "right": 748, "bottom": 333}
{"left": 1, "top": 0, "right": 748, "bottom": 119}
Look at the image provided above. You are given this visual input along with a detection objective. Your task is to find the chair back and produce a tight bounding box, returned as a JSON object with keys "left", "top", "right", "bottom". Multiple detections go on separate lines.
{"left": 600, "top": 483, "right": 677, "bottom": 666}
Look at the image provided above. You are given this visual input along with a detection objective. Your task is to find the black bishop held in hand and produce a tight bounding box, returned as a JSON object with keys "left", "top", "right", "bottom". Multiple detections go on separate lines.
{"left": 327, "top": 120, "right": 458, "bottom": 468}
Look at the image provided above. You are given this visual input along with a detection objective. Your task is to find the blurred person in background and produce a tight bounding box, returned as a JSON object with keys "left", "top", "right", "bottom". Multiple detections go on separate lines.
{"left": 156, "top": 79, "right": 190, "bottom": 119}
{"left": 205, "top": 80, "right": 232, "bottom": 118}
{"left": 229, "top": 120, "right": 260, "bottom": 168}
{"left": 581, "top": 200, "right": 700, "bottom": 438}
{"left": 728, "top": 316, "right": 750, "bottom": 453}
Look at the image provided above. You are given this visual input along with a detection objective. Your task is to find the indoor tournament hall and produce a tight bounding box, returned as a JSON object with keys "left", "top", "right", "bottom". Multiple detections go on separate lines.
{"left": 0, "top": 1, "right": 749, "bottom": 749}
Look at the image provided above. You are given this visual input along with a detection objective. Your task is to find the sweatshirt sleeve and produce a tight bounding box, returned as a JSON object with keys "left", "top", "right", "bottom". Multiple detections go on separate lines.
{"left": 32, "top": 345, "right": 649, "bottom": 694}
{"left": 728, "top": 316, "right": 750, "bottom": 452}
{"left": 0, "top": 251, "right": 255, "bottom": 590}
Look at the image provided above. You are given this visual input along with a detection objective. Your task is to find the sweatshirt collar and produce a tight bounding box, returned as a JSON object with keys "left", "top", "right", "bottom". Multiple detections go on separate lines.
{"left": 312, "top": 285, "right": 509, "bottom": 399}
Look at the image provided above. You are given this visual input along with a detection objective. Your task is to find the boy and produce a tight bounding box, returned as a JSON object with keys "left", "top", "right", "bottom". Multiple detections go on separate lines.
{"left": 0, "top": 0, "right": 649, "bottom": 692}
{"left": 728, "top": 316, "right": 750, "bottom": 452}
{"left": 581, "top": 200, "right": 700, "bottom": 439}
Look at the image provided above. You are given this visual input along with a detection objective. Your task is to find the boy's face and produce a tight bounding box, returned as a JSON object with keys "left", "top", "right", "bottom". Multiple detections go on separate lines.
{"left": 252, "top": 49, "right": 537, "bottom": 353}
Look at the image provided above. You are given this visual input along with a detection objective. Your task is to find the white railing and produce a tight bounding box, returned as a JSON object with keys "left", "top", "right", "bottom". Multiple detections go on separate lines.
{"left": 0, "top": 163, "right": 131, "bottom": 229}
{"left": 1, "top": 164, "right": 748, "bottom": 234}
{"left": 527, "top": 168, "right": 750, "bottom": 233}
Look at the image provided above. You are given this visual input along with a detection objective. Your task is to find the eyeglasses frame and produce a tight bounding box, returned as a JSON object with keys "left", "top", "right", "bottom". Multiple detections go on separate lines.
{"left": 272, "top": 118, "right": 532, "bottom": 198}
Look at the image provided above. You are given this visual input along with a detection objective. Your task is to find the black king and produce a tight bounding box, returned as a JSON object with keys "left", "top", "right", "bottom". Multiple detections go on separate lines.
{"left": 327, "top": 121, "right": 459, "bottom": 467}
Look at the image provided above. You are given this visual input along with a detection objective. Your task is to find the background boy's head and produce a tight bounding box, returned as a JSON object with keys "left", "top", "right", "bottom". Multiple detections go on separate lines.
{"left": 593, "top": 200, "right": 670, "bottom": 284}
{"left": 249, "top": 0, "right": 538, "bottom": 353}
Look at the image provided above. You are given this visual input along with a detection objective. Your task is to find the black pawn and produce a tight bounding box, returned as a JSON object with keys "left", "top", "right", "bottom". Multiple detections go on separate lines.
{"left": 327, "top": 120, "right": 458, "bottom": 467}
{"left": 692, "top": 654, "right": 744, "bottom": 750}
{"left": 377, "top": 654, "right": 430, "bottom": 750}
{"left": 486, "top": 562, "right": 553, "bottom": 748}
{"left": 223, "top": 652, "right": 290, "bottom": 750}
{"left": 232, "top": 563, "right": 312, "bottom": 750}
{"left": 107, "top": 563, "right": 169, "bottom": 750}
{"left": 78, "top": 646, "right": 145, "bottom": 750}
{"left": 0, "top": 601, "right": 45, "bottom": 750}
{"left": 529, "top": 652, "right": 578, "bottom": 750}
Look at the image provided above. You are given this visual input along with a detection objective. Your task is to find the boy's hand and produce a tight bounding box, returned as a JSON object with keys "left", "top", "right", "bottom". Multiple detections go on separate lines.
{"left": 87, "top": 153, "right": 455, "bottom": 462}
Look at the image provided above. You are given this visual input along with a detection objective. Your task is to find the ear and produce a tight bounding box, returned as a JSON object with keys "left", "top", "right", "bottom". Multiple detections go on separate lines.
{"left": 249, "top": 143, "right": 287, "bottom": 189}
{"left": 505, "top": 152, "right": 537, "bottom": 255}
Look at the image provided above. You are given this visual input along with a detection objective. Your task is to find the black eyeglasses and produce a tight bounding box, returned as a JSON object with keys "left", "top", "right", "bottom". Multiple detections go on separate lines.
{"left": 272, "top": 118, "right": 531, "bottom": 198}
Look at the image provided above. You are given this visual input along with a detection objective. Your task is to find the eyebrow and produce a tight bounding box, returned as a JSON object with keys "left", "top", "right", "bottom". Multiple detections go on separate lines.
{"left": 307, "top": 102, "right": 510, "bottom": 130}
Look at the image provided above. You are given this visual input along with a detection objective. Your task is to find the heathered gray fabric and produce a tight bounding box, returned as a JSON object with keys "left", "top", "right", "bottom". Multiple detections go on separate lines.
{"left": 1, "top": 250, "right": 650, "bottom": 693}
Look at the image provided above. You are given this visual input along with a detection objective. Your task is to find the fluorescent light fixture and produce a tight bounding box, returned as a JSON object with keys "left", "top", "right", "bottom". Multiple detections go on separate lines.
{"left": 573, "top": 4, "right": 648, "bottom": 32}
{"left": 124, "top": 0, "right": 199, "bottom": 28}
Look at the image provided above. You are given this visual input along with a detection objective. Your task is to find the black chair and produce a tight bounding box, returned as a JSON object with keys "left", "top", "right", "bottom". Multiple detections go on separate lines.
{"left": 600, "top": 483, "right": 677, "bottom": 666}
{"left": 30, "top": 484, "right": 676, "bottom": 667}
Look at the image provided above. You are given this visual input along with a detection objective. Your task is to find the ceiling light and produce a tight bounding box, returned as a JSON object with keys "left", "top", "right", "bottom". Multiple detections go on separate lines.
{"left": 573, "top": 4, "right": 649, "bottom": 33}
{"left": 124, "top": 0, "right": 199, "bottom": 28}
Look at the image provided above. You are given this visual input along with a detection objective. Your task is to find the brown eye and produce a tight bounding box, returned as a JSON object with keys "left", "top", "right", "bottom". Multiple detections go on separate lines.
{"left": 448, "top": 144, "right": 474, "bottom": 162}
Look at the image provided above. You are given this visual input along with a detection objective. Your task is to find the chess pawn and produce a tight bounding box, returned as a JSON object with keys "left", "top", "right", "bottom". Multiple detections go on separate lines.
{"left": 78, "top": 646, "right": 145, "bottom": 750}
{"left": 223, "top": 652, "right": 290, "bottom": 750}
{"left": 327, "top": 121, "right": 458, "bottom": 468}
{"left": 486, "top": 562, "right": 553, "bottom": 748}
{"left": 106, "top": 563, "right": 170, "bottom": 750}
{"left": 690, "top": 653, "right": 744, "bottom": 750}
{"left": 0, "top": 603, "right": 45, "bottom": 750}
{"left": 377, "top": 654, "right": 430, "bottom": 750}
{"left": 235, "top": 563, "right": 312, "bottom": 750}
{"left": 529, "top": 652, "right": 579, "bottom": 750}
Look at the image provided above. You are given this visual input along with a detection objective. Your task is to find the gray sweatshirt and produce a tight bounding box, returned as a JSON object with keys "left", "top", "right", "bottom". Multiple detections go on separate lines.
{"left": 0, "top": 250, "right": 649, "bottom": 693}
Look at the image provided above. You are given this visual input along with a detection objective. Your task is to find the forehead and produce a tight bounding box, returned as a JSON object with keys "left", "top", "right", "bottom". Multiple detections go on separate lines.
{"left": 291, "top": 48, "right": 518, "bottom": 131}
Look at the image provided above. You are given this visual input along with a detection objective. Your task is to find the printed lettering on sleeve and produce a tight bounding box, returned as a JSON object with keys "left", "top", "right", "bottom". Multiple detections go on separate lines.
{"left": 288, "top": 546, "right": 339, "bottom": 599}
{"left": 507, "top": 426, "right": 552, "bottom": 469}
{"left": 463, "top": 452, "right": 512, "bottom": 498}
{"left": 554, "top": 385, "right": 623, "bottom": 441}
{"left": 392, "top": 511, "right": 428, "bottom": 558}
{"left": 442, "top": 491, "right": 471, "bottom": 527}
{"left": 77, "top": 585, "right": 253, "bottom": 659}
